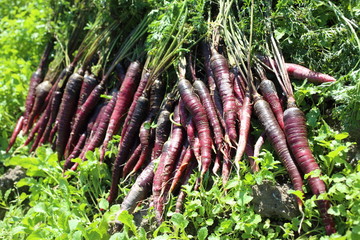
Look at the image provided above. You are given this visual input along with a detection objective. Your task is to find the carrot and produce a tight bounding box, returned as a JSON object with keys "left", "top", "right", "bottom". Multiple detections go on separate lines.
{"left": 151, "top": 97, "right": 176, "bottom": 161}
{"left": 120, "top": 71, "right": 149, "bottom": 140}
{"left": 234, "top": 89, "right": 252, "bottom": 164}
{"left": 212, "top": 152, "right": 222, "bottom": 175}
{"left": 66, "top": 81, "right": 106, "bottom": 155}
{"left": 6, "top": 116, "right": 24, "bottom": 153}
{"left": 125, "top": 78, "right": 165, "bottom": 174}
{"left": 39, "top": 89, "right": 63, "bottom": 146}
{"left": 210, "top": 48, "right": 237, "bottom": 141}
{"left": 100, "top": 61, "right": 142, "bottom": 161}
{"left": 175, "top": 160, "right": 197, "bottom": 213}
{"left": 286, "top": 63, "right": 336, "bottom": 83}
{"left": 258, "top": 71, "right": 285, "bottom": 130}
{"left": 169, "top": 143, "right": 194, "bottom": 193}
{"left": 114, "top": 152, "right": 154, "bottom": 228}
{"left": 245, "top": 133, "right": 259, "bottom": 172}
{"left": 56, "top": 72, "right": 84, "bottom": 160}
{"left": 23, "top": 40, "right": 54, "bottom": 127}
{"left": 154, "top": 104, "right": 185, "bottom": 222}
{"left": 152, "top": 140, "right": 171, "bottom": 208}
{"left": 76, "top": 73, "right": 98, "bottom": 110}
{"left": 200, "top": 41, "right": 216, "bottom": 92}
{"left": 82, "top": 89, "right": 118, "bottom": 157}
{"left": 178, "top": 79, "right": 212, "bottom": 177}
{"left": 63, "top": 133, "right": 86, "bottom": 171}
{"left": 260, "top": 56, "right": 336, "bottom": 83}
{"left": 284, "top": 106, "right": 336, "bottom": 235}
{"left": 233, "top": 71, "right": 245, "bottom": 103}
{"left": 29, "top": 99, "right": 53, "bottom": 152}
{"left": 253, "top": 95, "right": 304, "bottom": 202}
{"left": 107, "top": 95, "right": 149, "bottom": 204}
{"left": 24, "top": 80, "right": 53, "bottom": 133}
{"left": 193, "top": 80, "right": 224, "bottom": 150}
{"left": 222, "top": 150, "right": 232, "bottom": 186}
{"left": 23, "top": 103, "right": 50, "bottom": 148}
{"left": 122, "top": 143, "right": 142, "bottom": 178}
{"left": 118, "top": 161, "right": 155, "bottom": 215}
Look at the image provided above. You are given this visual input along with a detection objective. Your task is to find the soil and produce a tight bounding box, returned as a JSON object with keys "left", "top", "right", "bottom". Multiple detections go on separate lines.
{"left": 0, "top": 166, "right": 26, "bottom": 219}
{"left": 251, "top": 181, "right": 300, "bottom": 220}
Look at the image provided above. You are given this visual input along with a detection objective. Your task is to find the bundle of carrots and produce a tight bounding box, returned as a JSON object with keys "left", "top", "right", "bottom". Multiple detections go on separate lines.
{"left": 6, "top": 0, "right": 338, "bottom": 235}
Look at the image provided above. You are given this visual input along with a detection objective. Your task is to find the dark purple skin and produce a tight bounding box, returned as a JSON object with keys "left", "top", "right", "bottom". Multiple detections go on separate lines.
{"left": 175, "top": 160, "right": 197, "bottom": 213}
{"left": 254, "top": 96, "right": 304, "bottom": 201}
{"left": 116, "top": 160, "right": 155, "bottom": 219}
{"left": 169, "top": 142, "right": 193, "bottom": 193}
{"left": 56, "top": 73, "right": 84, "bottom": 161}
{"left": 284, "top": 107, "right": 336, "bottom": 235}
{"left": 120, "top": 71, "right": 149, "bottom": 138}
{"left": 210, "top": 49, "right": 237, "bottom": 141}
{"left": 200, "top": 41, "right": 216, "bottom": 91}
{"left": 26, "top": 66, "right": 73, "bottom": 134}
{"left": 67, "top": 81, "right": 106, "bottom": 156}
{"left": 76, "top": 73, "right": 98, "bottom": 110}
{"left": 6, "top": 116, "right": 24, "bottom": 153}
{"left": 29, "top": 97, "right": 53, "bottom": 152}
{"left": 24, "top": 99, "right": 52, "bottom": 147}
{"left": 178, "top": 79, "right": 213, "bottom": 177}
{"left": 63, "top": 133, "right": 87, "bottom": 170}
{"left": 107, "top": 95, "right": 149, "bottom": 204}
{"left": 100, "top": 61, "right": 142, "bottom": 162}
{"left": 153, "top": 105, "right": 184, "bottom": 223}
{"left": 23, "top": 40, "right": 54, "bottom": 127}
{"left": 149, "top": 79, "right": 166, "bottom": 120}
{"left": 84, "top": 89, "right": 118, "bottom": 154}
{"left": 150, "top": 95, "right": 176, "bottom": 161}
{"left": 25, "top": 80, "right": 52, "bottom": 133}
{"left": 259, "top": 79, "right": 284, "bottom": 130}
{"left": 39, "top": 89, "right": 63, "bottom": 146}
{"left": 122, "top": 143, "right": 142, "bottom": 178}
{"left": 193, "top": 80, "right": 224, "bottom": 149}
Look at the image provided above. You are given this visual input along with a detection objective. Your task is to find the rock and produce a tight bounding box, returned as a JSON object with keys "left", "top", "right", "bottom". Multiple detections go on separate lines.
{"left": 252, "top": 181, "right": 300, "bottom": 220}
{"left": 0, "top": 166, "right": 26, "bottom": 193}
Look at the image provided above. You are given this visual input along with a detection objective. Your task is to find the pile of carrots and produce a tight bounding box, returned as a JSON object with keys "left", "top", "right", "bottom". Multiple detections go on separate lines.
{"left": 6, "top": 0, "right": 338, "bottom": 236}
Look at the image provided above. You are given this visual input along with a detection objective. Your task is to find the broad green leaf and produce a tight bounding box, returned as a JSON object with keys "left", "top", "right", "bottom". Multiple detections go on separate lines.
{"left": 197, "top": 227, "right": 208, "bottom": 240}
{"left": 171, "top": 213, "right": 189, "bottom": 229}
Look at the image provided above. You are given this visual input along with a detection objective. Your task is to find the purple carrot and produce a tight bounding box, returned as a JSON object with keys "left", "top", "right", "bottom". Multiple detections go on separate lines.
{"left": 76, "top": 73, "right": 98, "bottom": 110}
{"left": 120, "top": 71, "right": 149, "bottom": 139}
{"left": 63, "top": 133, "right": 87, "bottom": 171}
{"left": 122, "top": 143, "right": 142, "bottom": 178}
{"left": 253, "top": 95, "right": 304, "bottom": 204}
{"left": 169, "top": 143, "right": 194, "bottom": 193}
{"left": 151, "top": 96, "right": 176, "bottom": 161}
{"left": 234, "top": 89, "right": 252, "bottom": 164}
{"left": 6, "top": 116, "right": 24, "bottom": 153}
{"left": 24, "top": 80, "right": 53, "bottom": 133}
{"left": 39, "top": 89, "right": 63, "bottom": 146}
{"left": 193, "top": 80, "right": 224, "bottom": 151}
{"left": 107, "top": 95, "right": 149, "bottom": 204}
{"left": 23, "top": 40, "right": 54, "bottom": 127}
{"left": 210, "top": 48, "right": 237, "bottom": 141}
{"left": 178, "top": 78, "right": 213, "bottom": 177}
{"left": 82, "top": 89, "right": 118, "bottom": 156}
{"left": 56, "top": 72, "right": 83, "bottom": 160}
{"left": 258, "top": 70, "right": 285, "bottom": 130}
{"left": 66, "top": 81, "right": 106, "bottom": 155}
{"left": 117, "top": 161, "right": 155, "bottom": 216}
{"left": 100, "top": 61, "right": 142, "bottom": 161}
